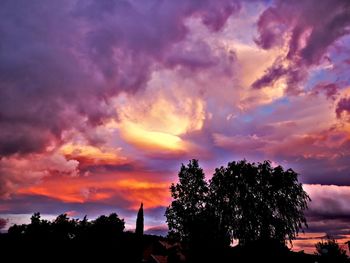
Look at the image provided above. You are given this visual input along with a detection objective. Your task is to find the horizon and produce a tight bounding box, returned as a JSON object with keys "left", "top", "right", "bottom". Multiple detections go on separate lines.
{"left": 1, "top": 0, "right": 350, "bottom": 255}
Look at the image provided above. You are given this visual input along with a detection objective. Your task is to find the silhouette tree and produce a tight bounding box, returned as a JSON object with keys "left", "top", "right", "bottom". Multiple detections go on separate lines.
{"left": 209, "top": 160, "right": 310, "bottom": 245}
{"left": 26, "top": 212, "right": 51, "bottom": 239}
{"left": 165, "top": 160, "right": 225, "bottom": 262}
{"left": 165, "top": 159, "right": 208, "bottom": 242}
{"left": 136, "top": 202, "right": 144, "bottom": 237}
{"left": 315, "top": 236, "right": 349, "bottom": 263}
{"left": 7, "top": 223, "right": 26, "bottom": 237}
{"left": 165, "top": 158, "right": 311, "bottom": 261}
{"left": 91, "top": 213, "right": 125, "bottom": 238}
{"left": 30, "top": 212, "right": 41, "bottom": 225}
{"left": 3, "top": 211, "right": 135, "bottom": 262}
{"left": 52, "top": 214, "right": 77, "bottom": 240}
{"left": 76, "top": 215, "right": 90, "bottom": 240}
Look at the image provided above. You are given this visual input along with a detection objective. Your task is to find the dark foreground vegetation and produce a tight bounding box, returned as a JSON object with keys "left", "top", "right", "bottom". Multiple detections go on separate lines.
{"left": 0, "top": 160, "right": 349, "bottom": 263}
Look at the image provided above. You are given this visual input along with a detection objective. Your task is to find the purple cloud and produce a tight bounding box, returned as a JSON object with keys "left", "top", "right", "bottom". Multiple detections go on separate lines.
{"left": 303, "top": 184, "right": 350, "bottom": 238}
{"left": 0, "top": 0, "right": 242, "bottom": 157}
{"left": 253, "top": 0, "right": 350, "bottom": 93}
{"left": 336, "top": 97, "right": 350, "bottom": 118}
{"left": 258, "top": 0, "right": 350, "bottom": 65}
{"left": 312, "top": 83, "right": 340, "bottom": 100}
{"left": 251, "top": 64, "right": 287, "bottom": 89}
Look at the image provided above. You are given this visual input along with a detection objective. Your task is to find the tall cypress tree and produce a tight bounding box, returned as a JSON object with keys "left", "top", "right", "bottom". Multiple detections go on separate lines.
{"left": 136, "top": 202, "right": 144, "bottom": 237}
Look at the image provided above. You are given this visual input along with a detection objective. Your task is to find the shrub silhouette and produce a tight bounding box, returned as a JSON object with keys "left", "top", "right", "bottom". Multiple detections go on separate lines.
{"left": 315, "top": 236, "right": 349, "bottom": 263}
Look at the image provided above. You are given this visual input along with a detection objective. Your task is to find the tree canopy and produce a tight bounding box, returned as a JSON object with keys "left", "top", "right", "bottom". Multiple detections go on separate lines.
{"left": 165, "top": 159, "right": 311, "bottom": 248}
{"left": 165, "top": 159, "right": 209, "bottom": 242}
{"left": 210, "top": 160, "right": 310, "bottom": 244}
{"left": 8, "top": 212, "right": 125, "bottom": 240}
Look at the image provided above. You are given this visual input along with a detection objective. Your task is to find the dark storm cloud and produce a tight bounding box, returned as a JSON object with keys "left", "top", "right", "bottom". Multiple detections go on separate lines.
{"left": 251, "top": 64, "right": 287, "bottom": 89}
{"left": 305, "top": 199, "right": 350, "bottom": 238}
{"left": 0, "top": 0, "right": 242, "bottom": 157}
{"left": 0, "top": 0, "right": 108, "bottom": 156}
{"left": 257, "top": 0, "right": 350, "bottom": 65}
{"left": 295, "top": 156, "right": 350, "bottom": 186}
{"left": 312, "top": 83, "right": 340, "bottom": 101}
{"left": 336, "top": 97, "right": 350, "bottom": 118}
{"left": 253, "top": 0, "right": 350, "bottom": 92}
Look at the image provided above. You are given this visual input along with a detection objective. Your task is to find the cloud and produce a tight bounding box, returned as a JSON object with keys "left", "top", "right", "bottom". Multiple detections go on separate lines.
{"left": 60, "top": 143, "right": 128, "bottom": 167}
{"left": 258, "top": 0, "right": 350, "bottom": 65}
{"left": 144, "top": 225, "right": 168, "bottom": 236}
{"left": 15, "top": 171, "right": 171, "bottom": 210}
{"left": 336, "top": 96, "right": 350, "bottom": 118}
{"left": 312, "top": 83, "right": 340, "bottom": 101}
{"left": 284, "top": 184, "right": 350, "bottom": 253}
{"left": 1, "top": 1, "right": 350, "bottom": 253}
{"left": 114, "top": 88, "right": 206, "bottom": 155}
{"left": 0, "top": 153, "right": 79, "bottom": 198}
{"left": 294, "top": 184, "right": 350, "bottom": 251}
{"left": 0, "top": 218, "right": 8, "bottom": 230}
{"left": 253, "top": 0, "right": 350, "bottom": 94}
{"left": 0, "top": 0, "right": 242, "bottom": 157}
{"left": 0, "top": 0, "right": 243, "bottom": 203}
{"left": 305, "top": 184, "right": 350, "bottom": 220}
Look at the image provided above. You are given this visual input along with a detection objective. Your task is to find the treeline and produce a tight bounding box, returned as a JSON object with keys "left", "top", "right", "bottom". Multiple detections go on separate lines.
{"left": 1, "top": 212, "right": 144, "bottom": 262}
{"left": 7, "top": 212, "right": 125, "bottom": 241}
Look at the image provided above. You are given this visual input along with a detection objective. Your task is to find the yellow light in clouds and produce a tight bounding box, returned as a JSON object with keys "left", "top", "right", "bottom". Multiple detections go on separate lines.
{"left": 115, "top": 92, "right": 205, "bottom": 152}
{"left": 117, "top": 179, "right": 169, "bottom": 189}
{"left": 119, "top": 121, "right": 185, "bottom": 152}
{"left": 60, "top": 143, "right": 126, "bottom": 165}
{"left": 139, "top": 97, "right": 204, "bottom": 135}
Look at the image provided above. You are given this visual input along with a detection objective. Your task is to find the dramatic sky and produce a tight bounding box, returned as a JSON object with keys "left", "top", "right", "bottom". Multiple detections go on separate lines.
{"left": 1, "top": 0, "right": 350, "bottom": 253}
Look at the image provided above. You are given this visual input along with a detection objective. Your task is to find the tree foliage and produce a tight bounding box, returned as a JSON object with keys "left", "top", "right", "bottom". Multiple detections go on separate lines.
{"left": 4, "top": 212, "right": 140, "bottom": 262}
{"left": 8, "top": 212, "right": 125, "bottom": 240}
{"left": 166, "top": 159, "right": 311, "bottom": 248}
{"left": 210, "top": 160, "right": 310, "bottom": 244}
{"left": 165, "top": 159, "right": 208, "bottom": 242}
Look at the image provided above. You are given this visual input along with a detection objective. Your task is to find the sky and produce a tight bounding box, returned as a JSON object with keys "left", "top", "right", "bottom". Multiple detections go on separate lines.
{"left": 1, "top": 0, "right": 350, "bottom": 253}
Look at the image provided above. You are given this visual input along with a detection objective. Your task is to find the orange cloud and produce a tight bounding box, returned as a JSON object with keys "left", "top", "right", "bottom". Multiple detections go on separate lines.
{"left": 18, "top": 172, "right": 171, "bottom": 209}
{"left": 60, "top": 143, "right": 128, "bottom": 167}
{"left": 116, "top": 179, "right": 170, "bottom": 209}
{"left": 0, "top": 153, "right": 79, "bottom": 198}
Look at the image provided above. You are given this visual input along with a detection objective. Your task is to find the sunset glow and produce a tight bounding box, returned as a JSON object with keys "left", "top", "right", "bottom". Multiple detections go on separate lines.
{"left": 1, "top": 0, "right": 350, "bottom": 253}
